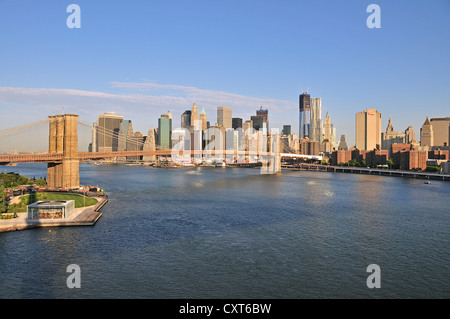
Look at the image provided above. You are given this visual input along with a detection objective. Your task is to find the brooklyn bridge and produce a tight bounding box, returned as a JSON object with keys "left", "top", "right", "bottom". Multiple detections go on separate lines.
{"left": 0, "top": 114, "right": 320, "bottom": 189}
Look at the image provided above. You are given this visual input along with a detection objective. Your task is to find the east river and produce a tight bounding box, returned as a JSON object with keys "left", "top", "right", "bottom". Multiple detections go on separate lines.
{"left": 0, "top": 163, "right": 448, "bottom": 298}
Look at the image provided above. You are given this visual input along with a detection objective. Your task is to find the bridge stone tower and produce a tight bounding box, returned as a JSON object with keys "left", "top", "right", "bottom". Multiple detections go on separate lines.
{"left": 261, "top": 133, "right": 281, "bottom": 174}
{"left": 47, "top": 114, "right": 80, "bottom": 189}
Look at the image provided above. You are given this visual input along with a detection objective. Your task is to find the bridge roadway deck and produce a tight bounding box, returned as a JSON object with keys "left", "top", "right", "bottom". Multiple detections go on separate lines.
{"left": 0, "top": 150, "right": 285, "bottom": 163}
{"left": 0, "top": 196, "right": 108, "bottom": 233}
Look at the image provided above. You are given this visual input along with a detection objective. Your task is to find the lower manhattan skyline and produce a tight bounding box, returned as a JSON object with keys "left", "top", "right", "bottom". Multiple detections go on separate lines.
{"left": 0, "top": 0, "right": 449, "bottom": 146}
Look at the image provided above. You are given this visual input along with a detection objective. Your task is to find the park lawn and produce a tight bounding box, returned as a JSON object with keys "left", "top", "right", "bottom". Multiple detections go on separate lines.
{"left": 39, "top": 193, "right": 98, "bottom": 208}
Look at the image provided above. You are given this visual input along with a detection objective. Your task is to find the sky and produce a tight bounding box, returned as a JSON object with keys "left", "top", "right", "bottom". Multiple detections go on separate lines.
{"left": 0, "top": 0, "right": 449, "bottom": 147}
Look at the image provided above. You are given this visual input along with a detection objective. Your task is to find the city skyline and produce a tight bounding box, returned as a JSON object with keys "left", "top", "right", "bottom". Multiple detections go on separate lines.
{"left": 0, "top": 1, "right": 449, "bottom": 146}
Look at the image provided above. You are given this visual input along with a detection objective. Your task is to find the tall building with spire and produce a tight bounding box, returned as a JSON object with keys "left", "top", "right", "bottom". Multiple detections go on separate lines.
{"left": 420, "top": 117, "right": 434, "bottom": 147}
{"left": 338, "top": 135, "right": 348, "bottom": 150}
{"left": 199, "top": 106, "right": 207, "bottom": 131}
{"left": 320, "top": 111, "right": 334, "bottom": 154}
{"left": 323, "top": 112, "right": 331, "bottom": 142}
{"left": 310, "top": 97, "right": 322, "bottom": 142}
{"left": 381, "top": 117, "right": 406, "bottom": 154}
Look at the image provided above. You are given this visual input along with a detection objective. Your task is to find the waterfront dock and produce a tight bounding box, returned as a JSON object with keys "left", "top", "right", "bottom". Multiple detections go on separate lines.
{"left": 0, "top": 196, "right": 108, "bottom": 233}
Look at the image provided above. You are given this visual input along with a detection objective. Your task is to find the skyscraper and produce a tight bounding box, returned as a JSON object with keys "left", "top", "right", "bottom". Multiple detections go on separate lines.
{"left": 142, "top": 129, "right": 156, "bottom": 162}
{"left": 299, "top": 92, "right": 311, "bottom": 139}
{"left": 191, "top": 103, "right": 199, "bottom": 130}
{"left": 381, "top": 117, "right": 406, "bottom": 154}
{"left": 356, "top": 108, "right": 382, "bottom": 150}
{"left": 243, "top": 120, "right": 253, "bottom": 132}
{"left": 429, "top": 117, "right": 450, "bottom": 146}
{"left": 250, "top": 115, "right": 263, "bottom": 131}
{"left": 217, "top": 106, "right": 232, "bottom": 129}
{"left": 256, "top": 106, "right": 269, "bottom": 132}
{"left": 420, "top": 117, "right": 434, "bottom": 147}
{"left": 405, "top": 126, "right": 416, "bottom": 144}
{"left": 199, "top": 106, "right": 207, "bottom": 131}
{"left": 310, "top": 97, "right": 322, "bottom": 142}
{"left": 320, "top": 112, "right": 334, "bottom": 154}
{"left": 126, "top": 131, "right": 145, "bottom": 161}
{"left": 323, "top": 112, "right": 331, "bottom": 142}
{"left": 338, "top": 135, "right": 348, "bottom": 150}
{"left": 158, "top": 112, "right": 172, "bottom": 150}
{"left": 232, "top": 118, "right": 243, "bottom": 129}
{"left": 181, "top": 110, "right": 191, "bottom": 130}
{"left": 97, "top": 112, "right": 124, "bottom": 152}
{"left": 91, "top": 120, "right": 99, "bottom": 152}
{"left": 118, "top": 119, "right": 133, "bottom": 153}
{"left": 282, "top": 125, "right": 291, "bottom": 136}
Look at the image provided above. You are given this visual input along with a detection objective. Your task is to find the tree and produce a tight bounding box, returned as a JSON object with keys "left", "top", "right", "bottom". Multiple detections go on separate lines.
{"left": 426, "top": 166, "right": 440, "bottom": 173}
{"left": 360, "top": 159, "right": 367, "bottom": 167}
{"left": 348, "top": 159, "right": 358, "bottom": 167}
{"left": 35, "top": 178, "right": 47, "bottom": 187}
{"left": 386, "top": 158, "right": 394, "bottom": 169}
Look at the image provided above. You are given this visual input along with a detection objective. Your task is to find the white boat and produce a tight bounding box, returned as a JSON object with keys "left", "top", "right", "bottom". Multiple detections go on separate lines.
{"left": 181, "top": 163, "right": 195, "bottom": 167}
{"left": 215, "top": 161, "right": 226, "bottom": 167}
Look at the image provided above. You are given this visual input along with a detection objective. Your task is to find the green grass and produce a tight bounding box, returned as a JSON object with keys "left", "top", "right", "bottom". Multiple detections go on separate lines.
{"left": 39, "top": 193, "right": 98, "bottom": 208}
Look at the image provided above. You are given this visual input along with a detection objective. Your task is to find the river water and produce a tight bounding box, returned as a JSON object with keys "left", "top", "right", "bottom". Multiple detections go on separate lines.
{"left": 0, "top": 163, "right": 448, "bottom": 298}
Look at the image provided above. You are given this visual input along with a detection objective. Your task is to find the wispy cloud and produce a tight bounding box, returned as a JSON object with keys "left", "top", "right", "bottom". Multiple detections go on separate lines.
{"left": 0, "top": 83, "right": 296, "bottom": 132}
{"left": 110, "top": 81, "right": 296, "bottom": 114}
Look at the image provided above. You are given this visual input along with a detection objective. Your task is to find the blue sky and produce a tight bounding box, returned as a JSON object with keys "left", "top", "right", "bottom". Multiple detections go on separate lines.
{"left": 0, "top": 0, "right": 449, "bottom": 146}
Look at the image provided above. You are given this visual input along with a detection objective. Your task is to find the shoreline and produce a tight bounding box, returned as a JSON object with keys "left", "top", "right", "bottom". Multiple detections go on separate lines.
{"left": 282, "top": 164, "right": 450, "bottom": 181}
{"left": 0, "top": 195, "right": 108, "bottom": 233}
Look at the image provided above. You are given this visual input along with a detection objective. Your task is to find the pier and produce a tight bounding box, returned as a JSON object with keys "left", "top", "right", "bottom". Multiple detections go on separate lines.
{"left": 0, "top": 195, "right": 108, "bottom": 233}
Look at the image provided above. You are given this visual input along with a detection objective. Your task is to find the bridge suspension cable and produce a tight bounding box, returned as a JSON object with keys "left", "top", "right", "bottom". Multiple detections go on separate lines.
{"left": 77, "top": 118, "right": 159, "bottom": 151}
{"left": 0, "top": 118, "right": 49, "bottom": 135}
{"left": 0, "top": 119, "right": 50, "bottom": 154}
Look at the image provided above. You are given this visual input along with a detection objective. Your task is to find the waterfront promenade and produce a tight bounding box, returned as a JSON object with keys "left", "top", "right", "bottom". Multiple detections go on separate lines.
{"left": 282, "top": 163, "right": 450, "bottom": 181}
{"left": 0, "top": 196, "right": 108, "bottom": 233}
